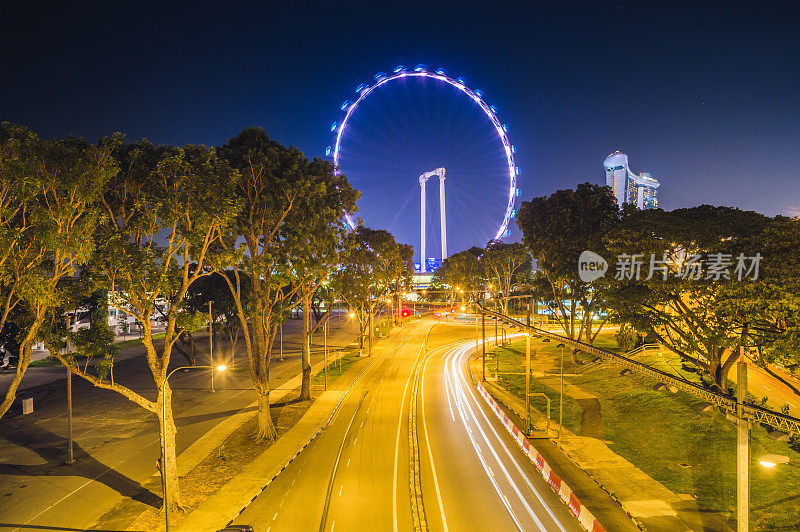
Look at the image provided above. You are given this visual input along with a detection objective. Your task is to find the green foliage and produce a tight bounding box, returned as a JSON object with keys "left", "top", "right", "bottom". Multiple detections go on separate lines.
{"left": 217, "top": 128, "right": 359, "bottom": 434}
{"left": 481, "top": 240, "right": 531, "bottom": 313}
{"left": 333, "top": 227, "right": 413, "bottom": 333}
{"left": 516, "top": 183, "right": 619, "bottom": 341}
{"left": 0, "top": 123, "right": 115, "bottom": 418}
{"left": 433, "top": 249, "right": 483, "bottom": 301}
{"left": 615, "top": 323, "right": 642, "bottom": 351}
{"left": 603, "top": 205, "right": 785, "bottom": 387}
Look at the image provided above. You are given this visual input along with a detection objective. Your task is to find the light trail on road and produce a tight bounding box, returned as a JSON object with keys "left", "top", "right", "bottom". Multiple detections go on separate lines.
{"left": 435, "top": 338, "right": 576, "bottom": 532}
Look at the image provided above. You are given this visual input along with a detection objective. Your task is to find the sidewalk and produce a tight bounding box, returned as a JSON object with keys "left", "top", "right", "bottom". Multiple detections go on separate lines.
{"left": 0, "top": 311, "right": 359, "bottom": 397}
{"left": 471, "top": 356, "right": 733, "bottom": 532}
{"left": 174, "top": 323, "right": 406, "bottom": 531}
{"left": 176, "top": 390, "right": 346, "bottom": 531}
{"left": 0, "top": 315, "right": 361, "bottom": 531}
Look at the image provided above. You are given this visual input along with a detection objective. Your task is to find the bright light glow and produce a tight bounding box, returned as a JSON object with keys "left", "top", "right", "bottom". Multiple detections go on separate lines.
{"left": 348, "top": 312, "right": 355, "bottom": 318}
{"left": 442, "top": 339, "right": 569, "bottom": 531}
{"left": 758, "top": 454, "right": 789, "bottom": 468}
{"left": 216, "top": 365, "right": 227, "bottom": 372}
{"left": 460, "top": 306, "right": 466, "bottom": 311}
{"left": 330, "top": 68, "right": 518, "bottom": 241}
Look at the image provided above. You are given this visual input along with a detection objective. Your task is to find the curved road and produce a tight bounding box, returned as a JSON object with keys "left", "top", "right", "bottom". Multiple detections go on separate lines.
{"left": 234, "top": 320, "right": 584, "bottom": 531}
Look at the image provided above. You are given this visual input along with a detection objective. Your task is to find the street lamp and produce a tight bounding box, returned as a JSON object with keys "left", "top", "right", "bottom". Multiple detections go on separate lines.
{"left": 65, "top": 314, "right": 75, "bottom": 464}
{"left": 556, "top": 343, "right": 565, "bottom": 439}
{"left": 161, "top": 364, "right": 226, "bottom": 531}
{"left": 208, "top": 301, "right": 215, "bottom": 392}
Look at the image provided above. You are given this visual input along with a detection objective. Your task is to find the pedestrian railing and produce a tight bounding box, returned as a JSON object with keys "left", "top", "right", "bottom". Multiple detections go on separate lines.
{"left": 476, "top": 303, "right": 800, "bottom": 436}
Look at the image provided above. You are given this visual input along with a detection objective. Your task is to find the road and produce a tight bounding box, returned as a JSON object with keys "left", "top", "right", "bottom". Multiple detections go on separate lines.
{"left": 233, "top": 319, "right": 584, "bottom": 532}
{"left": 0, "top": 313, "right": 359, "bottom": 531}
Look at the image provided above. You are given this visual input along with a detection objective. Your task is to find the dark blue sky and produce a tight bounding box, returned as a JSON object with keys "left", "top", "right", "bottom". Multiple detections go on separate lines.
{"left": 2, "top": 1, "right": 799, "bottom": 247}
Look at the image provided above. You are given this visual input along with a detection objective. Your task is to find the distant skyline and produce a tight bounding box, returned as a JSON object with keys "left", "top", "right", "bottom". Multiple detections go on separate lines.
{"left": 2, "top": 1, "right": 799, "bottom": 227}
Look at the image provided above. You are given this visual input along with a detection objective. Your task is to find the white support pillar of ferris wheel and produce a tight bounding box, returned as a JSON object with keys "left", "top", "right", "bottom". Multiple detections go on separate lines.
{"left": 420, "top": 178, "right": 427, "bottom": 272}
{"left": 439, "top": 170, "right": 447, "bottom": 260}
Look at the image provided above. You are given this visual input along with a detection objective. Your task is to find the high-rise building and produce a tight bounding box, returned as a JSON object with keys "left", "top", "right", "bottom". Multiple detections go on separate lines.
{"left": 603, "top": 151, "right": 659, "bottom": 209}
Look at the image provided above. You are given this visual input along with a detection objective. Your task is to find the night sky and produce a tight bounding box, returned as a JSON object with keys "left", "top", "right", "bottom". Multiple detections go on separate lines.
{"left": 2, "top": 1, "right": 799, "bottom": 251}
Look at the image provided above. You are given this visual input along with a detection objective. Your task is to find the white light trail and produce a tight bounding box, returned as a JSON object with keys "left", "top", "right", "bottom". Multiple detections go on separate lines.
{"left": 441, "top": 339, "right": 572, "bottom": 532}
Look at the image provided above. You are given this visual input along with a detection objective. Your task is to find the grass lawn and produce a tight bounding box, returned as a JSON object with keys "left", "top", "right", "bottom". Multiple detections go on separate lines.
{"left": 488, "top": 332, "right": 800, "bottom": 530}
{"left": 311, "top": 348, "right": 364, "bottom": 387}
{"left": 488, "top": 343, "right": 583, "bottom": 434}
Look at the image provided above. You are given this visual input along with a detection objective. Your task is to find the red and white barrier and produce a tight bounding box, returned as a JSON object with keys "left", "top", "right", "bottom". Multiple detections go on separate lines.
{"left": 476, "top": 383, "right": 607, "bottom": 532}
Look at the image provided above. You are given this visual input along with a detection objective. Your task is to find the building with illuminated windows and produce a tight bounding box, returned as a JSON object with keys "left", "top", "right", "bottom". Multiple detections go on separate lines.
{"left": 603, "top": 151, "right": 659, "bottom": 209}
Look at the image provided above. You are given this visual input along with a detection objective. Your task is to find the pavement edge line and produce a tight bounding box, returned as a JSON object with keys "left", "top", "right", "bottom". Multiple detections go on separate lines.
{"left": 223, "top": 329, "right": 408, "bottom": 528}
{"left": 475, "top": 381, "right": 607, "bottom": 532}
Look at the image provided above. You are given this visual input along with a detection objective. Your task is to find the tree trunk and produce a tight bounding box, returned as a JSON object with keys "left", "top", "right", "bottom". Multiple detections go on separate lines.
{"left": 569, "top": 300, "right": 577, "bottom": 339}
{"left": 255, "top": 385, "right": 277, "bottom": 442}
{"left": 299, "top": 291, "right": 312, "bottom": 400}
{"left": 175, "top": 331, "right": 197, "bottom": 366}
{"left": 0, "top": 317, "right": 43, "bottom": 420}
{"left": 158, "top": 384, "right": 183, "bottom": 517}
{"left": 0, "top": 342, "right": 32, "bottom": 419}
{"left": 717, "top": 347, "right": 740, "bottom": 391}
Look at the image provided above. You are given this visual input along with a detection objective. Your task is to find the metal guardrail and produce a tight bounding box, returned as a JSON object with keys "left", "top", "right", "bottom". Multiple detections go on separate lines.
{"left": 626, "top": 343, "right": 662, "bottom": 358}
{"left": 476, "top": 303, "right": 800, "bottom": 436}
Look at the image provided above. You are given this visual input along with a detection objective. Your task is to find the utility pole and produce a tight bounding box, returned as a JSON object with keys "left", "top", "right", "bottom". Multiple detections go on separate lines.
{"left": 560, "top": 349, "right": 564, "bottom": 437}
{"left": 208, "top": 300, "right": 215, "bottom": 393}
{"left": 525, "top": 333, "right": 531, "bottom": 435}
{"left": 474, "top": 307, "right": 479, "bottom": 360}
{"left": 368, "top": 307, "right": 373, "bottom": 356}
{"left": 65, "top": 315, "right": 74, "bottom": 464}
{"left": 323, "top": 319, "right": 328, "bottom": 391}
{"left": 481, "top": 313, "right": 486, "bottom": 381}
{"left": 737, "top": 357, "right": 750, "bottom": 532}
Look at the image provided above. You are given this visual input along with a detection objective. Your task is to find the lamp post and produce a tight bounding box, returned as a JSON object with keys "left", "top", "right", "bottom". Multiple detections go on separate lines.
{"left": 481, "top": 313, "right": 486, "bottom": 381}
{"left": 161, "top": 364, "right": 226, "bottom": 531}
{"left": 737, "top": 359, "right": 749, "bottom": 532}
{"left": 323, "top": 317, "right": 328, "bottom": 391}
{"left": 65, "top": 315, "right": 74, "bottom": 464}
{"left": 368, "top": 306, "right": 373, "bottom": 356}
{"left": 525, "top": 333, "right": 531, "bottom": 435}
{"left": 208, "top": 301, "right": 215, "bottom": 392}
{"left": 556, "top": 343, "right": 565, "bottom": 439}
{"left": 279, "top": 322, "right": 284, "bottom": 362}
{"left": 474, "top": 304, "right": 479, "bottom": 360}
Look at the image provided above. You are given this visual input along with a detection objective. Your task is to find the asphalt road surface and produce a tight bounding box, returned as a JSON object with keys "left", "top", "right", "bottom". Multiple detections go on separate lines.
{"left": 234, "top": 319, "right": 584, "bottom": 532}
{"left": 0, "top": 314, "right": 359, "bottom": 531}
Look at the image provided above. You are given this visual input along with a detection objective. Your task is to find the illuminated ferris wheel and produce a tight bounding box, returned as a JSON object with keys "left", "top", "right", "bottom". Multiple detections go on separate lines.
{"left": 327, "top": 65, "right": 520, "bottom": 265}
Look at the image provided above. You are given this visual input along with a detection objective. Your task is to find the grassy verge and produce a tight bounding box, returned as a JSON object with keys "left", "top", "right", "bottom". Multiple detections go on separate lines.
{"left": 489, "top": 332, "right": 800, "bottom": 530}
{"left": 488, "top": 343, "right": 583, "bottom": 434}
{"left": 115, "top": 330, "right": 166, "bottom": 349}
{"left": 28, "top": 357, "right": 63, "bottom": 367}
{"left": 311, "top": 348, "right": 363, "bottom": 387}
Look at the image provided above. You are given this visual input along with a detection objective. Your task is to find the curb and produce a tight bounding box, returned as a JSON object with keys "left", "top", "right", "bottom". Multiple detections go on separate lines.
{"left": 480, "top": 378, "right": 645, "bottom": 531}
{"left": 176, "top": 349, "right": 349, "bottom": 477}
{"left": 476, "top": 382, "right": 606, "bottom": 532}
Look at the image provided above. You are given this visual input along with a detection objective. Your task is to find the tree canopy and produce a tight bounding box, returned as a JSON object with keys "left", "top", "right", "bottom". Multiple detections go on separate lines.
{"left": 516, "top": 182, "right": 619, "bottom": 341}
